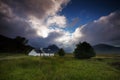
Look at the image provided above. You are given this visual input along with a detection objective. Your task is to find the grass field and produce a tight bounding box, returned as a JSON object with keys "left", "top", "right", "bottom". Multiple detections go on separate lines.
{"left": 0, "top": 53, "right": 120, "bottom": 80}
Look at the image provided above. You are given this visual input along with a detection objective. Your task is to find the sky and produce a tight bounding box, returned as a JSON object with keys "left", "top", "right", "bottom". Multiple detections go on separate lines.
{"left": 0, "top": 0, "right": 120, "bottom": 52}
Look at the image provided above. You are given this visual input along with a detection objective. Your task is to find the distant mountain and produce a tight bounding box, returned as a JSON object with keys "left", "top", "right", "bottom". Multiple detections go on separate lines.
{"left": 0, "top": 35, "right": 33, "bottom": 53}
{"left": 43, "top": 44, "right": 59, "bottom": 53}
{"left": 93, "top": 44, "right": 120, "bottom": 54}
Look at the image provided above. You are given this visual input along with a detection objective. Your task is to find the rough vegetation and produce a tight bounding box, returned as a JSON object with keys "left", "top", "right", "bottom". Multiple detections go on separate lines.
{"left": 0, "top": 54, "right": 120, "bottom": 80}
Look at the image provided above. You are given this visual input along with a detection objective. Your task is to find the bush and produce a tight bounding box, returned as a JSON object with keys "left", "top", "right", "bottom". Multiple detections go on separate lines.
{"left": 74, "top": 42, "right": 96, "bottom": 59}
{"left": 58, "top": 48, "right": 65, "bottom": 56}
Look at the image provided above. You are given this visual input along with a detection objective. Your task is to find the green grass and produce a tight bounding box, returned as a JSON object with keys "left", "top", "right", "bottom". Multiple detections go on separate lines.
{"left": 0, "top": 54, "right": 120, "bottom": 80}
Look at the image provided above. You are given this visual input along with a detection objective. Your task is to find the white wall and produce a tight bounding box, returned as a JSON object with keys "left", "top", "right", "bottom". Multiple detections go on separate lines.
{"left": 28, "top": 50, "right": 40, "bottom": 56}
{"left": 28, "top": 50, "right": 54, "bottom": 56}
{"left": 40, "top": 53, "right": 54, "bottom": 56}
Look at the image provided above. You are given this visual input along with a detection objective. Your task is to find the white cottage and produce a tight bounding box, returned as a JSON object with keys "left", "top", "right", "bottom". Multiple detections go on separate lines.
{"left": 28, "top": 49, "right": 40, "bottom": 56}
{"left": 28, "top": 48, "right": 54, "bottom": 56}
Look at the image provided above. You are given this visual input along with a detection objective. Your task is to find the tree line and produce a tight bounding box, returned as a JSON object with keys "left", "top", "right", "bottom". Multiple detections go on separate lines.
{"left": 0, "top": 35, "right": 32, "bottom": 53}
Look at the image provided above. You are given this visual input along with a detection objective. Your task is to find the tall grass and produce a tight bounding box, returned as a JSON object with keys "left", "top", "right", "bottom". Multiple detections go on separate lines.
{"left": 0, "top": 55, "right": 120, "bottom": 80}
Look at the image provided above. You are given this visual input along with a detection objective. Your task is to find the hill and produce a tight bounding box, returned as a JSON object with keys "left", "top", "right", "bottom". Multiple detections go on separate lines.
{"left": 93, "top": 44, "right": 120, "bottom": 54}
{"left": 43, "top": 44, "right": 59, "bottom": 53}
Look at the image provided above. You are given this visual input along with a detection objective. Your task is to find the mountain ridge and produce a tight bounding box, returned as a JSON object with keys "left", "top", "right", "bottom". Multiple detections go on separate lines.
{"left": 93, "top": 44, "right": 120, "bottom": 54}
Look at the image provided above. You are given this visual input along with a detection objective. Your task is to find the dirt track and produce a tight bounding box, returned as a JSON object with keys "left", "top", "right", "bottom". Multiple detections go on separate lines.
{"left": 0, "top": 56, "right": 27, "bottom": 60}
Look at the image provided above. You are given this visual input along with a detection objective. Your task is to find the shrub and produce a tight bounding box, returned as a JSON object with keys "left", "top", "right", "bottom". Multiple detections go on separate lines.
{"left": 58, "top": 48, "right": 65, "bottom": 56}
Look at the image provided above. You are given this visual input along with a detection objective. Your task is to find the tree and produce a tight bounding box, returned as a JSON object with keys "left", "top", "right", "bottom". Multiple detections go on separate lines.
{"left": 74, "top": 42, "right": 96, "bottom": 59}
{"left": 14, "top": 36, "right": 30, "bottom": 53}
{"left": 14, "top": 36, "right": 28, "bottom": 45}
{"left": 58, "top": 48, "right": 65, "bottom": 56}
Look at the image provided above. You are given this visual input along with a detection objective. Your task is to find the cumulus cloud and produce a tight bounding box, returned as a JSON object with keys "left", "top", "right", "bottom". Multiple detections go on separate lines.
{"left": 1, "top": 0, "right": 120, "bottom": 52}
{"left": 29, "top": 11, "right": 120, "bottom": 51}
{"left": 0, "top": 0, "right": 71, "bottom": 50}
{"left": 47, "top": 15, "right": 67, "bottom": 28}
{"left": 27, "top": 27, "right": 73, "bottom": 51}
{"left": 1, "top": 0, "right": 69, "bottom": 18}
{"left": 74, "top": 11, "right": 120, "bottom": 46}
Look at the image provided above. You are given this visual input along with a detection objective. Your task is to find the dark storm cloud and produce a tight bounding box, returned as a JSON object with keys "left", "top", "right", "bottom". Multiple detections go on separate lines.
{"left": 0, "top": 17, "right": 36, "bottom": 38}
{"left": 1, "top": 0, "right": 69, "bottom": 18}
{"left": 1, "top": 0, "right": 52, "bottom": 18}
{"left": 0, "top": 0, "right": 36, "bottom": 37}
{"left": 0, "top": 0, "right": 69, "bottom": 36}
{"left": 78, "top": 11, "right": 120, "bottom": 46}
{"left": 0, "top": 1, "right": 15, "bottom": 20}
{"left": 29, "top": 31, "right": 64, "bottom": 48}
{"left": 0, "top": 0, "right": 45, "bottom": 38}
{"left": 0, "top": 0, "right": 70, "bottom": 49}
